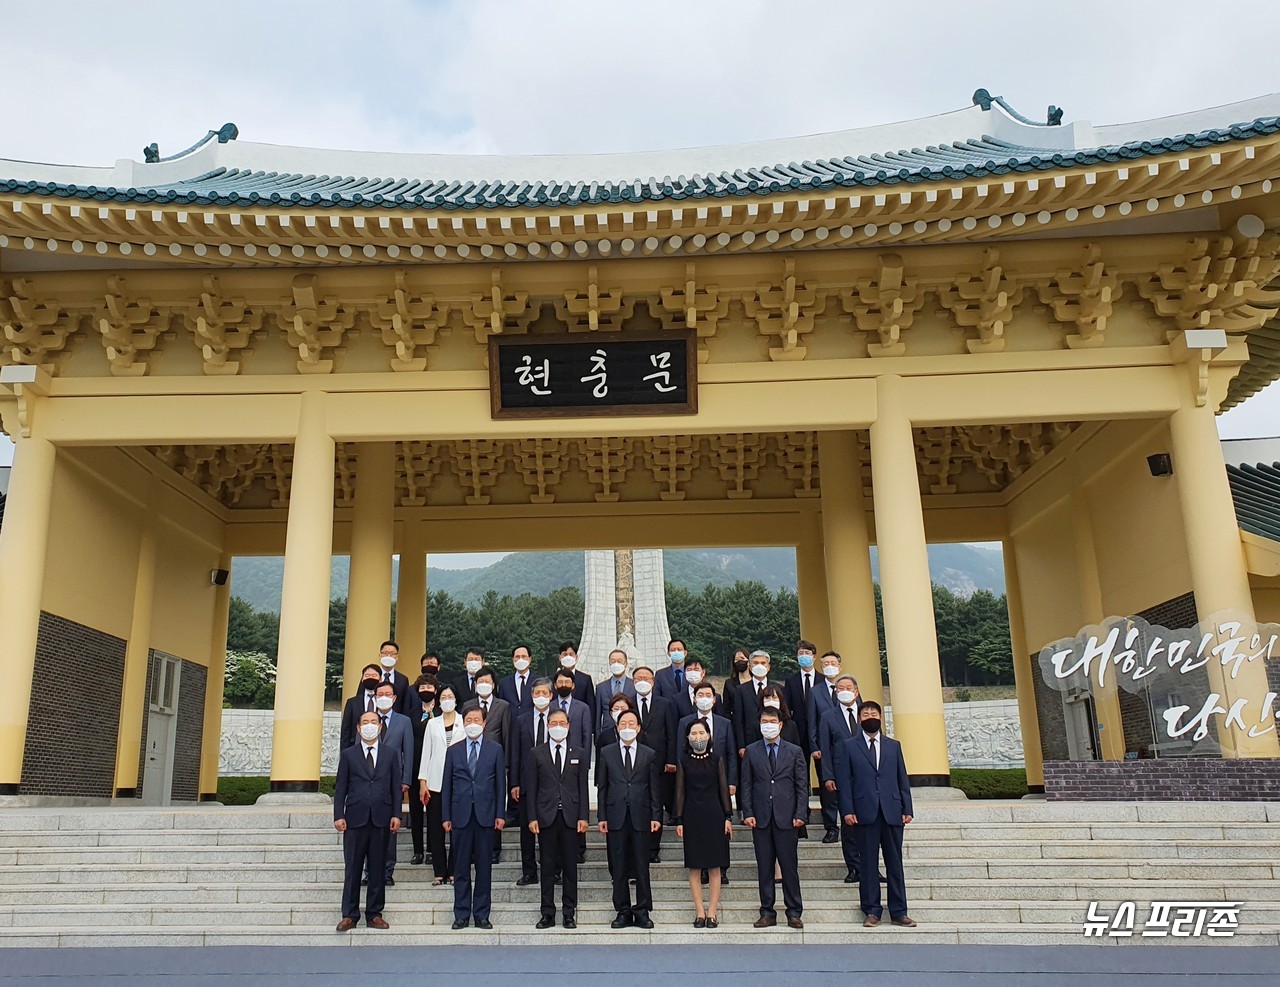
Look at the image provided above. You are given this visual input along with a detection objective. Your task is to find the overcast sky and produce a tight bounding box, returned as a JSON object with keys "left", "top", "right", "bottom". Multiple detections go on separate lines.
{"left": 2, "top": 0, "right": 1277, "bottom": 492}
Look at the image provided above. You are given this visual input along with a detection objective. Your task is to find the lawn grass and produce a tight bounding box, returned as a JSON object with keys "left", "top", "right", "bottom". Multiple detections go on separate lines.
{"left": 217, "top": 775, "right": 336, "bottom": 805}
{"left": 950, "top": 767, "right": 1028, "bottom": 800}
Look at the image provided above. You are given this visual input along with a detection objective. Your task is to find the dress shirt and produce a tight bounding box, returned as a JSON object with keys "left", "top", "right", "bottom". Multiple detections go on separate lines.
{"left": 361, "top": 739, "right": 380, "bottom": 766}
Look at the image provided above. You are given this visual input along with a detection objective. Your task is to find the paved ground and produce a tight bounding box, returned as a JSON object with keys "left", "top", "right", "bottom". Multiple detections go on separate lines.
{"left": 5, "top": 944, "right": 1279, "bottom": 985}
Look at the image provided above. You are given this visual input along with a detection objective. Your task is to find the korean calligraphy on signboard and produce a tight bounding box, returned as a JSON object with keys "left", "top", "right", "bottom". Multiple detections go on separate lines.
{"left": 489, "top": 331, "right": 697, "bottom": 419}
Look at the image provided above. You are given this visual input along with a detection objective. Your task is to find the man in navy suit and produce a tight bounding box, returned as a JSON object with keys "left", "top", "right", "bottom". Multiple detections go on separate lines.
{"left": 782, "top": 640, "right": 820, "bottom": 761}
{"left": 594, "top": 649, "right": 637, "bottom": 731}
{"left": 339, "top": 663, "right": 383, "bottom": 750}
{"left": 497, "top": 644, "right": 536, "bottom": 720}
{"left": 596, "top": 709, "right": 662, "bottom": 928}
{"left": 333, "top": 710, "right": 402, "bottom": 932}
{"left": 740, "top": 708, "right": 808, "bottom": 929}
{"left": 372, "top": 682, "right": 414, "bottom": 885}
{"left": 805, "top": 651, "right": 849, "bottom": 841}
{"left": 375, "top": 640, "right": 416, "bottom": 717}
{"left": 816, "top": 674, "right": 865, "bottom": 880}
{"left": 668, "top": 657, "right": 721, "bottom": 721}
{"left": 653, "top": 638, "right": 688, "bottom": 700}
{"left": 556, "top": 642, "right": 597, "bottom": 728}
{"left": 441, "top": 706, "right": 507, "bottom": 929}
{"left": 836, "top": 699, "right": 916, "bottom": 928}
{"left": 631, "top": 666, "right": 675, "bottom": 862}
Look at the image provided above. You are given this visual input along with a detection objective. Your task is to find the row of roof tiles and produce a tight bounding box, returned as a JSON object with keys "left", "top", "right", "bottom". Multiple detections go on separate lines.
{"left": 3, "top": 118, "right": 1280, "bottom": 211}
{"left": 1227, "top": 461, "right": 1280, "bottom": 543}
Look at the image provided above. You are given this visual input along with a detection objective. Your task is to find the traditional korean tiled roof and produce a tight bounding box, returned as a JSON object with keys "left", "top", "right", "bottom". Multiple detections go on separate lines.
{"left": 1228, "top": 460, "right": 1280, "bottom": 543}
{"left": 3, "top": 93, "right": 1280, "bottom": 211}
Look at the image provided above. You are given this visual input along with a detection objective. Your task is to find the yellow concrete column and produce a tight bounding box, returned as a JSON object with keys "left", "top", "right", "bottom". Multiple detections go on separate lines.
{"left": 869, "top": 376, "right": 949, "bottom": 783}
{"left": 199, "top": 550, "right": 233, "bottom": 800}
{"left": 1069, "top": 487, "right": 1126, "bottom": 760}
{"left": 0, "top": 433, "right": 56, "bottom": 793}
{"left": 395, "top": 521, "right": 428, "bottom": 666}
{"left": 1003, "top": 539, "right": 1044, "bottom": 790}
{"left": 795, "top": 512, "right": 833, "bottom": 656}
{"left": 113, "top": 508, "right": 157, "bottom": 797}
{"left": 342, "top": 442, "right": 397, "bottom": 698}
{"left": 817, "top": 430, "right": 883, "bottom": 706}
{"left": 1168, "top": 399, "right": 1280, "bottom": 757}
{"left": 269, "top": 392, "right": 335, "bottom": 792}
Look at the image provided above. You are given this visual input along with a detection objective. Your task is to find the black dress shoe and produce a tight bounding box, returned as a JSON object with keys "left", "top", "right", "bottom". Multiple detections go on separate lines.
{"left": 693, "top": 917, "right": 706, "bottom": 929}
{"left": 385, "top": 876, "right": 395, "bottom": 886}
{"left": 563, "top": 916, "right": 577, "bottom": 929}
{"left": 822, "top": 830, "right": 839, "bottom": 844}
{"left": 720, "top": 872, "right": 729, "bottom": 886}
{"left": 475, "top": 919, "right": 493, "bottom": 930}
{"left": 577, "top": 853, "right": 586, "bottom": 864}
{"left": 706, "top": 917, "right": 718, "bottom": 929}
{"left": 611, "top": 913, "right": 631, "bottom": 929}
{"left": 535, "top": 916, "right": 555, "bottom": 929}
{"left": 410, "top": 854, "right": 423, "bottom": 865}
{"left": 844, "top": 872, "right": 859, "bottom": 884}
{"left": 492, "top": 852, "right": 501, "bottom": 865}
{"left": 634, "top": 916, "right": 654, "bottom": 929}
{"left": 451, "top": 919, "right": 469, "bottom": 930}
{"left": 649, "top": 854, "right": 661, "bottom": 864}
{"left": 516, "top": 874, "right": 538, "bottom": 886}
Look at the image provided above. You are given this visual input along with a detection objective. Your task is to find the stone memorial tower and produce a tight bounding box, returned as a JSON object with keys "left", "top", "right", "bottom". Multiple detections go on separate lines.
{"left": 576, "top": 549, "right": 672, "bottom": 680}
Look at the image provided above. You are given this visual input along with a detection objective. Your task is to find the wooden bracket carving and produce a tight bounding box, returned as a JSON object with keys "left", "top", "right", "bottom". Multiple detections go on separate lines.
{"left": 183, "top": 276, "right": 262, "bottom": 375}
{"left": 939, "top": 248, "right": 1023, "bottom": 354}
{"left": 371, "top": 272, "right": 449, "bottom": 372}
{"left": 95, "top": 276, "right": 167, "bottom": 376}
{"left": 743, "top": 258, "right": 824, "bottom": 361}
{"left": 839, "top": 254, "right": 924, "bottom": 357}
{"left": 277, "top": 275, "right": 356, "bottom": 374}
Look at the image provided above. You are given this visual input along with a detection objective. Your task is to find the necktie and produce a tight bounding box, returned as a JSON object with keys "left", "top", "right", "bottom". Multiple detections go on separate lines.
{"left": 768, "top": 743, "right": 777, "bottom": 771}
{"left": 536, "top": 713, "right": 546, "bottom": 747}
{"left": 554, "top": 744, "right": 563, "bottom": 776}
{"left": 482, "top": 700, "right": 489, "bottom": 715}
{"left": 847, "top": 707, "right": 857, "bottom": 733}
{"left": 516, "top": 676, "right": 524, "bottom": 702}
{"left": 871, "top": 737, "right": 879, "bottom": 769}
{"left": 366, "top": 747, "right": 375, "bottom": 773}
{"left": 624, "top": 745, "right": 633, "bottom": 775}
{"left": 561, "top": 699, "right": 569, "bottom": 714}
{"left": 640, "top": 697, "right": 649, "bottom": 725}
{"left": 675, "top": 668, "right": 683, "bottom": 690}
{"left": 468, "top": 741, "right": 479, "bottom": 775}
{"left": 803, "top": 674, "right": 811, "bottom": 703}
{"left": 612, "top": 678, "right": 620, "bottom": 696}
{"left": 366, "top": 695, "right": 374, "bottom": 713}
{"left": 379, "top": 714, "right": 388, "bottom": 738}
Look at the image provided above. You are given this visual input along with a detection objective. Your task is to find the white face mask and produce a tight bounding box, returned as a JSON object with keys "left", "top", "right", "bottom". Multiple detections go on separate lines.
{"left": 374, "top": 695, "right": 394, "bottom": 711}
{"left": 750, "top": 663, "right": 769, "bottom": 679}
{"left": 560, "top": 655, "right": 577, "bottom": 669}
{"left": 763, "top": 699, "right": 781, "bottom": 710}
{"left": 532, "top": 694, "right": 551, "bottom": 710}
{"left": 695, "top": 695, "right": 714, "bottom": 712}
{"left": 439, "top": 698, "right": 457, "bottom": 713}
{"left": 359, "top": 723, "right": 380, "bottom": 741}
{"left": 822, "top": 665, "right": 841, "bottom": 679}
{"left": 379, "top": 655, "right": 397, "bottom": 669}
{"left": 634, "top": 680, "right": 653, "bottom": 696}
{"left": 760, "top": 722, "right": 781, "bottom": 740}
{"left": 609, "top": 662, "right": 626, "bottom": 678}
{"left": 466, "top": 659, "right": 483, "bottom": 675}
{"left": 685, "top": 669, "right": 704, "bottom": 686}
{"left": 618, "top": 728, "right": 638, "bottom": 743}
{"left": 464, "top": 722, "right": 485, "bottom": 740}
{"left": 837, "top": 690, "right": 857, "bottom": 706}
{"left": 669, "top": 651, "right": 685, "bottom": 664}
{"left": 514, "top": 657, "right": 530, "bottom": 672}
{"left": 475, "top": 681, "right": 494, "bottom": 698}
{"left": 548, "top": 725, "right": 569, "bottom": 742}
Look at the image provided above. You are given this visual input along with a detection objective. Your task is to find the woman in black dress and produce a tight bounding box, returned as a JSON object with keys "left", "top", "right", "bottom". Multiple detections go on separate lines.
{"left": 675, "top": 719, "right": 733, "bottom": 928}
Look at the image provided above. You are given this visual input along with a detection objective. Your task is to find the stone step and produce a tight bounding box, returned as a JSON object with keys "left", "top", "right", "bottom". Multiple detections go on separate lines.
{"left": 0, "top": 922, "right": 1273, "bottom": 948}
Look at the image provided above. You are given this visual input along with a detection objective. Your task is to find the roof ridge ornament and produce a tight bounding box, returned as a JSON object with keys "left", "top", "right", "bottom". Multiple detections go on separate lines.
{"left": 142, "top": 122, "right": 239, "bottom": 165}
{"left": 971, "top": 89, "right": 1062, "bottom": 127}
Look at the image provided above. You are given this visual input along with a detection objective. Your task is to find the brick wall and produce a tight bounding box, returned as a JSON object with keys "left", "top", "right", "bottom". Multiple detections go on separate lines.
{"left": 1044, "top": 759, "right": 1280, "bottom": 801}
{"left": 1032, "top": 656, "right": 1070, "bottom": 762}
{"left": 170, "top": 656, "right": 207, "bottom": 802}
{"left": 20, "top": 612, "right": 126, "bottom": 797}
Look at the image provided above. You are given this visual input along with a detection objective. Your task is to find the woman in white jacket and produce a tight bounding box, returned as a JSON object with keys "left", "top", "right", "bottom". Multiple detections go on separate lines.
{"left": 418, "top": 685, "right": 465, "bottom": 885}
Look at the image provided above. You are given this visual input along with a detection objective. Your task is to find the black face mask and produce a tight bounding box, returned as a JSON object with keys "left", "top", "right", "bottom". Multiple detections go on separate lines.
{"left": 733, "top": 660, "right": 748, "bottom": 673}
{"left": 419, "top": 692, "right": 436, "bottom": 704}
{"left": 861, "top": 718, "right": 882, "bottom": 735}
{"left": 555, "top": 686, "right": 574, "bottom": 698}
{"left": 362, "top": 679, "right": 379, "bottom": 692}
{"left": 422, "top": 666, "right": 438, "bottom": 676}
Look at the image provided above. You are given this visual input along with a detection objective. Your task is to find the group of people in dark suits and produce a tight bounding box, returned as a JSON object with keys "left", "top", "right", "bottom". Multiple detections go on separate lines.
{"left": 333, "top": 637, "right": 916, "bottom": 932}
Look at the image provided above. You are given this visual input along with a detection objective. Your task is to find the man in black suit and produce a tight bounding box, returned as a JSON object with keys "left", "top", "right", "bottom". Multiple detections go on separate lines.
{"left": 441, "top": 706, "right": 507, "bottom": 930}
{"left": 631, "top": 666, "right": 675, "bottom": 863}
{"left": 525, "top": 708, "right": 590, "bottom": 929}
{"left": 733, "top": 650, "right": 780, "bottom": 755}
{"left": 374, "top": 640, "right": 417, "bottom": 717}
{"left": 461, "top": 665, "right": 511, "bottom": 865}
{"left": 498, "top": 644, "right": 536, "bottom": 720}
{"left": 805, "top": 650, "right": 847, "bottom": 842}
{"left": 836, "top": 700, "right": 916, "bottom": 928}
{"left": 339, "top": 664, "right": 383, "bottom": 749}
{"left": 783, "top": 639, "right": 820, "bottom": 760}
{"left": 596, "top": 709, "right": 662, "bottom": 929}
{"left": 508, "top": 677, "right": 556, "bottom": 887}
{"left": 454, "top": 647, "right": 486, "bottom": 707}
{"left": 817, "top": 674, "right": 865, "bottom": 881}
{"left": 556, "top": 641, "right": 597, "bottom": 729}
{"left": 333, "top": 710, "right": 402, "bottom": 932}
{"left": 669, "top": 657, "right": 721, "bottom": 721}
{"left": 740, "top": 708, "right": 808, "bottom": 929}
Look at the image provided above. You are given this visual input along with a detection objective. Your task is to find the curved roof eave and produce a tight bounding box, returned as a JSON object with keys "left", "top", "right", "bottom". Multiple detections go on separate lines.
{"left": 4, "top": 93, "right": 1280, "bottom": 212}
